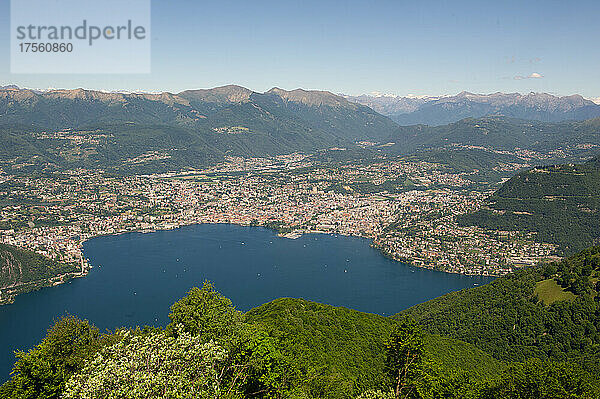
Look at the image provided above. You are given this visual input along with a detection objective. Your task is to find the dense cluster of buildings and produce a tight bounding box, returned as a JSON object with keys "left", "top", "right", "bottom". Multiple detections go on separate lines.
{"left": 0, "top": 155, "right": 559, "bottom": 280}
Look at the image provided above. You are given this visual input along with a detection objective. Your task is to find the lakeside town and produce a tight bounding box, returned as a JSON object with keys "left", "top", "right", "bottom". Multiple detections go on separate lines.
{"left": 0, "top": 152, "right": 559, "bottom": 296}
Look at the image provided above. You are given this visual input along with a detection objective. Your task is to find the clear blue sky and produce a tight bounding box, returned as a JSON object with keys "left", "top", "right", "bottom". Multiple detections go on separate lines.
{"left": 1, "top": 0, "right": 599, "bottom": 97}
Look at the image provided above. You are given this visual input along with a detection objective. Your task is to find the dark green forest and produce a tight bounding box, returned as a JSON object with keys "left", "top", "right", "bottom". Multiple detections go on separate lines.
{"left": 400, "top": 246, "right": 600, "bottom": 370}
{"left": 458, "top": 157, "right": 600, "bottom": 254}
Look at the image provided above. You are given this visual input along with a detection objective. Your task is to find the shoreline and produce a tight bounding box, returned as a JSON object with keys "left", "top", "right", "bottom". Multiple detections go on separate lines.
{"left": 79, "top": 220, "right": 511, "bottom": 278}
{"left": 2, "top": 220, "right": 543, "bottom": 306}
{"left": 0, "top": 270, "right": 87, "bottom": 305}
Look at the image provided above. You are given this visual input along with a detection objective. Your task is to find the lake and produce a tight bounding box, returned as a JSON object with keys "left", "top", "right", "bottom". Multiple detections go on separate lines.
{"left": 0, "top": 224, "right": 493, "bottom": 381}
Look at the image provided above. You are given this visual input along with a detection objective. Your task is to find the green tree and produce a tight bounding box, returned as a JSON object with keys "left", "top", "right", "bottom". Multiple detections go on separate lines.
{"left": 414, "top": 365, "right": 473, "bottom": 399}
{"left": 63, "top": 328, "right": 238, "bottom": 399}
{"left": 385, "top": 318, "right": 425, "bottom": 399}
{"left": 483, "top": 358, "right": 600, "bottom": 399}
{"left": 166, "top": 281, "right": 244, "bottom": 342}
{"left": 5, "top": 316, "right": 103, "bottom": 399}
{"left": 356, "top": 390, "right": 395, "bottom": 399}
{"left": 234, "top": 326, "right": 300, "bottom": 398}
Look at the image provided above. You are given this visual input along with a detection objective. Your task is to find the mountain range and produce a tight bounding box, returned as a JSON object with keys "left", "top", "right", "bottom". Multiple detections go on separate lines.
{"left": 344, "top": 91, "right": 600, "bottom": 126}
{"left": 2, "top": 85, "right": 600, "bottom": 174}
{"left": 0, "top": 85, "right": 397, "bottom": 140}
{"left": 0, "top": 85, "right": 399, "bottom": 173}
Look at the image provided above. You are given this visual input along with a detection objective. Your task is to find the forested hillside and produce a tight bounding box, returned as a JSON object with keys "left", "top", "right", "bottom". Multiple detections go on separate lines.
{"left": 245, "top": 298, "right": 503, "bottom": 397}
{"left": 458, "top": 156, "right": 600, "bottom": 253}
{"left": 400, "top": 246, "right": 600, "bottom": 371}
{"left": 0, "top": 243, "right": 79, "bottom": 304}
{"left": 387, "top": 116, "right": 600, "bottom": 155}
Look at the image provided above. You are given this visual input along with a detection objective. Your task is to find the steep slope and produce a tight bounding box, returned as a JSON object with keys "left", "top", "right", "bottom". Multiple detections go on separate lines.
{"left": 458, "top": 156, "right": 600, "bottom": 253}
{"left": 398, "top": 246, "right": 600, "bottom": 371}
{"left": 246, "top": 297, "right": 504, "bottom": 397}
{"left": 178, "top": 84, "right": 253, "bottom": 103}
{"left": 0, "top": 243, "right": 80, "bottom": 304}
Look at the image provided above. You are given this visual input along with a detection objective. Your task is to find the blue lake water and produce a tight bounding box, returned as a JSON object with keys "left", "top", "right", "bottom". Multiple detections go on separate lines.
{"left": 0, "top": 224, "right": 494, "bottom": 381}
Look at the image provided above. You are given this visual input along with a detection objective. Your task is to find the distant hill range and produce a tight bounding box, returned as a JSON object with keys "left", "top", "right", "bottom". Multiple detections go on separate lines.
{"left": 344, "top": 91, "right": 600, "bottom": 126}
{"left": 387, "top": 116, "right": 600, "bottom": 155}
{"left": 0, "top": 85, "right": 397, "bottom": 141}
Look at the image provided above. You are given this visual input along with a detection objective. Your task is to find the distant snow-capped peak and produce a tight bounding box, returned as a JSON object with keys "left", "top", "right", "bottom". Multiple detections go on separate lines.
{"left": 366, "top": 91, "right": 443, "bottom": 100}
{"left": 588, "top": 97, "right": 600, "bottom": 105}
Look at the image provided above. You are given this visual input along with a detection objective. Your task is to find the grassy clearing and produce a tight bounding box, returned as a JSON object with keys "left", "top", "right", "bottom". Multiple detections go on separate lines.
{"left": 535, "top": 279, "right": 576, "bottom": 305}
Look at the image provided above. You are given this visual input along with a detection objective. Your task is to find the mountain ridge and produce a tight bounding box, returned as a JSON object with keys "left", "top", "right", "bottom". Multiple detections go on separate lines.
{"left": 0, "top": 85, "right": 399, "bottom": 173}
{"left": 3, "top": 85, "right": 600, "bottom": 175}
{"left": 345, "top": 91, "right": 600, "bottom": 126}
{"left": 0, "top": 85, "right": 363, "bottom": 108}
